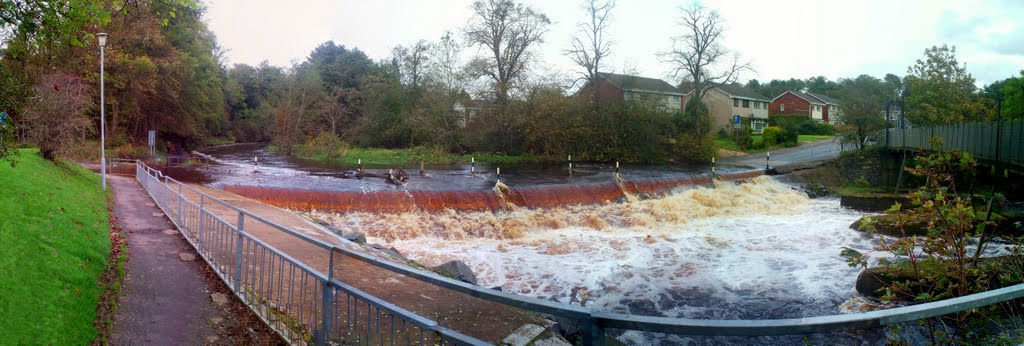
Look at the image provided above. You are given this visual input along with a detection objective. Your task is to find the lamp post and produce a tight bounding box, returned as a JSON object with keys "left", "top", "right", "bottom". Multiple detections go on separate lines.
{"left": 98, "top": 33, "right": 107, "bottom": 190}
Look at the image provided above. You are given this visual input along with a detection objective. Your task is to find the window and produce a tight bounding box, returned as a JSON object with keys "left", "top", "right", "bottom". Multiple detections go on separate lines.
{"left": 754, "top": 101, "right": 761, "bottom": 109}
{"left": 733, "top": 98, "right": 739, "bottom": 107}
{"left": 742, "top": 100, "right": 750, "bottom": 108}
{"left": 815, "top": 105, "right": 821, "bottom": 111}
{"left": 780, "top": 104, "right": 785, "bottom": 111}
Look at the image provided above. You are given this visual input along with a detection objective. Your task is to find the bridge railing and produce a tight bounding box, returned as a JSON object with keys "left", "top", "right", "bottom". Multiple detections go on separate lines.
{"left": 134, "top": 160, "right": 1024, "bottom": 345}
{"left": 887, "top": 119, "right": 1024, "bottom": 166}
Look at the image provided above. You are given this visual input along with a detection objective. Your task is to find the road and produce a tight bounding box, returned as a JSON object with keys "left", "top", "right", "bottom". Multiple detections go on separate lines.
{"left": 719, "top": 138, "right": 850, "bottom": 169}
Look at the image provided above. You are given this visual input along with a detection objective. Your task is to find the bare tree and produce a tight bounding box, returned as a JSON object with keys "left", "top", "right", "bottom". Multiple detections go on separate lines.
{"left": 430, "top": 31, "right": 466, "bottom": 96}
{"left": 463, "top": 0, "right": 551, "bottom": 105}
{"left": 663, "top": 2, "right": 751, "bottom": 100}
{"left": 565, "top": 0, "right": 615, "bottom": 88}
{"left": 22, "top": 72, "right": 95, "bottom": 160}
{"left": 392, "top": 40, "right": 432, "bottom": 88}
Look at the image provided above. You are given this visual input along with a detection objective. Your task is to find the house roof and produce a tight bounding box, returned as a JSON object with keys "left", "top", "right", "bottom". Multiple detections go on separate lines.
{"left": 598, "top": 72, "right": 683, "bottom": 95}
{"left": 805, "top": 92, "right": 841, "bottom": 105}
{"left": 713, "top": 83, "right": 770, "bottom": 101}
{"left": 774, "top": 90, "right": 825, "bottom": 105}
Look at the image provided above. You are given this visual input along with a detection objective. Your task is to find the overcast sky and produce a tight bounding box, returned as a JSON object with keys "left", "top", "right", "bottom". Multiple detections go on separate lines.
{"left": 204, "top": 0, "right": 1024, "bottom": 88}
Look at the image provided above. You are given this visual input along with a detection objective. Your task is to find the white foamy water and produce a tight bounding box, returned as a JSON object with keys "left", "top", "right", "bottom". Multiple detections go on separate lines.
{"left": 313, "top": 177, "right": 883, "bottom": 321}
{"left": 389, "top": 195, "right": 873, "bottom": 319}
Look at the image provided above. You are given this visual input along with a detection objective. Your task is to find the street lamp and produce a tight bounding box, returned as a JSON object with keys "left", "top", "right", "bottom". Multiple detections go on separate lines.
{"left": 98, "top": 33, "right": 107, "bottom": 190}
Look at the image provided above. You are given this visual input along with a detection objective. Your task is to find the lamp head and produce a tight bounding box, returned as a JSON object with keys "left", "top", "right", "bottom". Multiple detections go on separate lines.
{"left": 97, "top": 33, "right": 107, "bottom": 47}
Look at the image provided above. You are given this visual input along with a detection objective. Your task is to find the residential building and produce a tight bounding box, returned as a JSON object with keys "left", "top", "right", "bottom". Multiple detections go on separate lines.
{"left": 453, "top": 100, "right": 486, "bottom": 127}
{"left": 575, "top": 72, "right": 686, "bottom": 111}
{"left": 806, "top": 92, "right": 842, "bottom": 124}
{"left": 769, "top": 90, "right": 842, "bottom": 123}
{"left": 683, "top": 84, "right": 772, "bottom": 133}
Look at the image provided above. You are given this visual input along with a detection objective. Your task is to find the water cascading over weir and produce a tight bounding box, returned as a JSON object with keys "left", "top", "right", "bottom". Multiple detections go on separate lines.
{"left": 222, "top": 170, "right": 765, "bottom": 213}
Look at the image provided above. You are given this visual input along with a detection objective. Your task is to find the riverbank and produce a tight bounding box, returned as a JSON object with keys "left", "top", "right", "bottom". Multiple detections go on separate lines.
{"left": 0, "top": 149, "right": 111, "bottom": 343}
{"left": 272, "top": 144, "right": 545, "bottom": 166}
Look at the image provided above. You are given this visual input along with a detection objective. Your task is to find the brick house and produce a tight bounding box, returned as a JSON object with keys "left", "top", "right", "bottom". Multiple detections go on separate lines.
{"left": 575, "top": 72, "right": 686, "bottom": 111}
{"left": 806, "top": 92, "right": 842, "bottom": 124}
{"left": 453, "top": 99, "right": 486, "bottom": 127}
{"left": 683, "top": 84, "right": 772, "bottom": 133}
{"left": 769, "top": 91, "right": 841, "bottom": 123}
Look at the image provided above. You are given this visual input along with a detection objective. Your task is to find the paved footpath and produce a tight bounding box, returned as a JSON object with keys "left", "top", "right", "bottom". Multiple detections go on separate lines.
{"left": 108, "top": 175, "right": 281, "bottom": 345}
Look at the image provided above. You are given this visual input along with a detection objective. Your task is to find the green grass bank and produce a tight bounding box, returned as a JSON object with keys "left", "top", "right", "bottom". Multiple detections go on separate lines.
{"left": 0, "top": 149, "right": 111, "bottom": 343}
{"left": 276, "top": 144, "right": 545, "bottom": 166}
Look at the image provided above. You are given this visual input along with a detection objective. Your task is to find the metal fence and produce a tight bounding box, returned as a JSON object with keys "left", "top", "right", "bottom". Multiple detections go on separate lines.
{"left": 887, "top": 119, "right": 1024, "bottom": 166}
{"left": 134, "top": 161, "right": 1024, "bottom": 345}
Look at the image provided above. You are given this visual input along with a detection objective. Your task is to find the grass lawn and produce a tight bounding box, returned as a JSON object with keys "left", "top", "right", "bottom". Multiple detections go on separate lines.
{"left": 294, "top": 146, "right": 544, "bottom": 166}
{"left": 0, "top": 149, "right": 110, "bottom": 344}
{"left": 798, "top": 135, "right": 835, "bottom": 143}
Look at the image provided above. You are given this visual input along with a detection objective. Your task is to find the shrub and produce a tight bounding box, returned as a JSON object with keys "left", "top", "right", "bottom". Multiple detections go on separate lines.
{"left": 0, "top": 112, "right": 16, "bottom": 166}
{"left": 841, "top": 139, "right": 1024, "bottom": 343}
{"left": 114, "top": 143, "right": 150, "bottom": 159}
{"left": 295, "top": 131, "right": 348, "bottom": 160}
{"left": 780, "top": 127, "right": 800, "bottom": 147}
{"left": 761, "top": 126, "right": 782, "bottom": 146}
{"left": 733, "top": 127, "right": 754, "bottom": 150}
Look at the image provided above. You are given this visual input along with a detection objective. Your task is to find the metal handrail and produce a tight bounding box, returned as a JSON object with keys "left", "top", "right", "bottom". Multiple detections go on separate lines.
{"left": 133, "top": 160, "right": 1024, "bottom": 345}
{"left": 887, "top": 119, "right": 1024, "bottom": 166}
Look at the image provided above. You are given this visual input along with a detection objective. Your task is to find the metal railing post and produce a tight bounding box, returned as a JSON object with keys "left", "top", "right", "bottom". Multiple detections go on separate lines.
{"left": 582, "top": 315, "right": 606, "bottom": 346}
{"left": 234, "top": 213, "right": 245, "bottom": 292}
{"left": 198, "top": 195, "right": 205, "bottom": 254}
{"left": 177, "top": 182, "right": 183, "bottom": 225}
{"left": 317, "top": 248, "right": 336, "bottom": 346}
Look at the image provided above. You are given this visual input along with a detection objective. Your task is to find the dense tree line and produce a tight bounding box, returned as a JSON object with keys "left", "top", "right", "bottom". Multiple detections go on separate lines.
{"left": 1, "top": 0, "right": 1020, "bottom": 164}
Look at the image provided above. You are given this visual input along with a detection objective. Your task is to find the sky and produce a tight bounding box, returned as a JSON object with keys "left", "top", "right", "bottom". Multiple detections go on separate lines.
{"left": 203, "top": 0, "right": 1024, "bottom": 88}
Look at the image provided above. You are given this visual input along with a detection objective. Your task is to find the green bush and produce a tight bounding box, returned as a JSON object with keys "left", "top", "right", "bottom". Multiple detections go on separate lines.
{"left": 770, "top": 114, "right": 834, "bottom": 135}
{"left": 761, "top": 126, "right": 782, "bottom": 146}
{"left": 295, "top": 131, "right": 348, "bottom": 160}
{"left": 780, "top": 127, "right": 800, "bottom": 147}
{"left": 734, "top": 127, "right": 753, "bottom": 150}
{"left": 798, "top": 121, "right": 835, "bottom": 135}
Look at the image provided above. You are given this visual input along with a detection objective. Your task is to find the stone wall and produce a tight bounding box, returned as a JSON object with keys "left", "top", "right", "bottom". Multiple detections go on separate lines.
{"left": 836, "top": 149, "right": 906, "bottom": 188}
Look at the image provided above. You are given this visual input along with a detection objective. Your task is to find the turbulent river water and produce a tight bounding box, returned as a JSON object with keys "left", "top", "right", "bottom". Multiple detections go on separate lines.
{"left": 193, "top": 144, "right": 936, "bottom": 344}
{"left": 311, "top": 177, "right": 892, "bottom": 344}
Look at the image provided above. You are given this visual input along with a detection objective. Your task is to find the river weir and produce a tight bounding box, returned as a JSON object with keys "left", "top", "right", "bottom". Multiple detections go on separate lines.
{"left": 188, "top": 144, "right": 959, "bottom": 344}
{"left": 309, "top": 177, "right": 894, "bottom": 344}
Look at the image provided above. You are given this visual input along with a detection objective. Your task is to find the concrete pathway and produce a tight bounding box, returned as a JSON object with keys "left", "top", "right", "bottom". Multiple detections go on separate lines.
{"left": 108, "top": 175, "right": 281, "bottom": 345}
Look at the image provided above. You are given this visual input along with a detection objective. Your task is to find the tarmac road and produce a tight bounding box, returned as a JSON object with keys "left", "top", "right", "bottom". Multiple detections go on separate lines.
{"left": 719, "top": 138, "right": 851, "bottom": 169}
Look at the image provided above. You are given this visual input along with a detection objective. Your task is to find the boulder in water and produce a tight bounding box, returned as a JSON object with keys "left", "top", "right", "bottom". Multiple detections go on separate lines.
{"left": 369, "top": 243, "right": 407, "bottom": 261}
{"left": 432, "top": 260, "right": 478, "bottom": 285}
{"left": 343, "top": 232, "right": 367, "bottom": 244}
